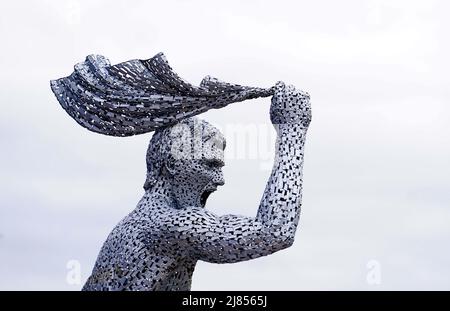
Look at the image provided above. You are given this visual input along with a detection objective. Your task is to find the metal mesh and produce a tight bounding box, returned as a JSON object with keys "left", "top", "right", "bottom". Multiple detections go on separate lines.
{"left": 50, "top": 52, "right": 274, "bottom": 136}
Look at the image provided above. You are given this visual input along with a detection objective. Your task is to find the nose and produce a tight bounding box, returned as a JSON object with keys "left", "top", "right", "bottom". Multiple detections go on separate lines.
{"left": 213, "top": 171, "right": 225, "bottom": 186}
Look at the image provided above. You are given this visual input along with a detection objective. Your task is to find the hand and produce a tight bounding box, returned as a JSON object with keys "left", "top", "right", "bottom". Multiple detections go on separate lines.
{"left": 270, "top": 81, "right": 311, "bottom": 128}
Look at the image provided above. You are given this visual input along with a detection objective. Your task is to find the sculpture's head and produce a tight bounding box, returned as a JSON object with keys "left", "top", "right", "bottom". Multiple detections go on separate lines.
{"left": 144, "top": 117, "right": 226, "bottom": 208}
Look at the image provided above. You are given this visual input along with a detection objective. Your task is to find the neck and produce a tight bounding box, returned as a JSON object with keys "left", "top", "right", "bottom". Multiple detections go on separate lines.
{"left": 144, "top": 174, "right": 205, "bottom": 209}
{"left": 144, "top": 175, "right": 178, "bottom": 208}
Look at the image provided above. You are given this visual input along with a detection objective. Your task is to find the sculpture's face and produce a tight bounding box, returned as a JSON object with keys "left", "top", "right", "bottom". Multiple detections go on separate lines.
{"left": 167, "top": 122, "right": 226, "bottom": 208}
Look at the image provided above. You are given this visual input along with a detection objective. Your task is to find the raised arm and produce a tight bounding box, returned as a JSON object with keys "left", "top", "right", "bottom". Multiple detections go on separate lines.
{"left": 166, "top": 82, "right": 311, "bottom": 263}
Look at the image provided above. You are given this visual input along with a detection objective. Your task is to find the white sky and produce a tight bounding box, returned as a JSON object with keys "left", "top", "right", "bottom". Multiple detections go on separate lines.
{"left": 0, "top": 0, "right": 449, "bottom": 290}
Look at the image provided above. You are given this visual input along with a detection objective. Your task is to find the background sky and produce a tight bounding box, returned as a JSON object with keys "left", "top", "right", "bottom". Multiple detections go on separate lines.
{"left": 0, "top": 0, "right": 449, "bottom": 290}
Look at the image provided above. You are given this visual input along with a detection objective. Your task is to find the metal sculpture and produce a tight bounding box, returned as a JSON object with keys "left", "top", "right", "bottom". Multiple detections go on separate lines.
{"left": 50, "top": 54, "right": 311, "bottom": 291}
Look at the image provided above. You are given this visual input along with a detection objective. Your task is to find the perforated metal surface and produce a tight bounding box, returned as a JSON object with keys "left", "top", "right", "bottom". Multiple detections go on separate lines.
{"left": 50, "top": 53, "right": 274, "bottom": 136}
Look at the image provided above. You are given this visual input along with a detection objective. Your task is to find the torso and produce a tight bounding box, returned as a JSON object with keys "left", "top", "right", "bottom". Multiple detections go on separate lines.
{"left": 82, "top": 194, "right": 197, "bottom": 291}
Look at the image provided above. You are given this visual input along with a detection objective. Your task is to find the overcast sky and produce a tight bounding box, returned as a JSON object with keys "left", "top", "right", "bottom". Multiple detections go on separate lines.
{"left": 0, "top": 0, "right": 449, "bottom": 290}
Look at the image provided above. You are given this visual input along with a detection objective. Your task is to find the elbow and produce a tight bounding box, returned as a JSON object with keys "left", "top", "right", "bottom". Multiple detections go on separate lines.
{"left": 281, "top": 236, "right": 295, "bottom": 249}
{"left": 272, "top": 235, "right": 295, "bottom": 252}
{"left": 260, "top": 225, "right": 297, "bottom": 253}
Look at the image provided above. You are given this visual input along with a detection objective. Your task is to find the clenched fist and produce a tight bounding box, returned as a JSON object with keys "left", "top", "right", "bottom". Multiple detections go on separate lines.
{"left": 270, "top": 81, "right": 312, "bottom": 128}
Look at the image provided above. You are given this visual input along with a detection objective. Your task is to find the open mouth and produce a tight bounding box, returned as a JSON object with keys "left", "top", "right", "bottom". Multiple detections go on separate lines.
{"left": 200, "top": 189, "right": 215, "bottom": 207}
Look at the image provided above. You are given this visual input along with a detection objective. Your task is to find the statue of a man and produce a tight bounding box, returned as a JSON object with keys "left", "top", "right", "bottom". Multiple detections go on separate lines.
{"left": 82, "top": 81, "right": 311, "bottom": 291}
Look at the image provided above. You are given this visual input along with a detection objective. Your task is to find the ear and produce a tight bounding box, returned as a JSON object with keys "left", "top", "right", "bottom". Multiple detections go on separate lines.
{"left": 164, "top": 156, "right": 177, "bottom": 176}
